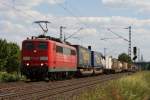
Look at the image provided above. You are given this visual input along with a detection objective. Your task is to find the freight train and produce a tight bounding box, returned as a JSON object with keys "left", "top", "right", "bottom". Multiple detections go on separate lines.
{"left": 21, "top": 21, "right": 136, "bottom": 80}
{"left": 21, "top": 35, "right": 136, "bottom": 80}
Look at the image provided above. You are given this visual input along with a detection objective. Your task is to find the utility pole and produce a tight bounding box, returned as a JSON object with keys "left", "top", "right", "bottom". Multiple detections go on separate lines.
{"left": 141, "top": 54, "right": 143, "bottom": 62}
{"left": 138, "top": 48, "right": 140, "bottom": 61}
{"left": 125, "top": 26, "right": 132, "bottom": 58}
{"left": 60, "top": 26, "right": 66, "bottom": 41}
{"left": 104, "top": 48, "right": 107, "bottom": 57}
{"left": 129, "top": 26, "right": 131, "bottom": 58}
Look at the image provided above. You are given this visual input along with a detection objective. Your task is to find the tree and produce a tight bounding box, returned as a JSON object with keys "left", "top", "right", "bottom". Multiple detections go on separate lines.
{"left": 0, "top": 39, "right": 9, "bottom": 71}
{"left": 118, "top": 53, "right": 132, "bottom": 64}
{"left": 5, "top": 42, "right": 20, "bottom": 73}
{"left": 0, "top": 39, "right": 21, "bottom": 73}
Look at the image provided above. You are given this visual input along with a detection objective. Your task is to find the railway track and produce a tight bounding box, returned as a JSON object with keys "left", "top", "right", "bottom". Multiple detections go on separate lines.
{"left": 0, "top": 72, "right": 132, "bottom": 100}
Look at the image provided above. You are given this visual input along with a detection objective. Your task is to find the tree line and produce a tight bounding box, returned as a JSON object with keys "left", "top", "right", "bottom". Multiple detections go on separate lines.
{"left": 0, "top": 39, "right": 20, "bottom": 73}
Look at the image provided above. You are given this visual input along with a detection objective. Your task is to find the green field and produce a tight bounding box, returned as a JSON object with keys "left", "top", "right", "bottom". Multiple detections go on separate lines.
{"left": 78, "top": 71, "right": 150, "bottom": 100}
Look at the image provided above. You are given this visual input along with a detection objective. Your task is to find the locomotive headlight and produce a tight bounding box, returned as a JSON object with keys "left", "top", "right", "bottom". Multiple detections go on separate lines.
{"left": 26, "top": 63, "right": 30, "bottom": 66}
{"left": 41, "top": 63, "right": 44, "bottom": 66}
{"left": 40, "top": 57, "right": 48, "bottom": 61}
{"left": 23, "top": 57, "right": 30, "bottom": 60}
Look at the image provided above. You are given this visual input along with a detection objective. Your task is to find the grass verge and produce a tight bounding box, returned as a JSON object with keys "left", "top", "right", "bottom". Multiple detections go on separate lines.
{"left": 78, "top": 71, "right": 150, "bottom": 100}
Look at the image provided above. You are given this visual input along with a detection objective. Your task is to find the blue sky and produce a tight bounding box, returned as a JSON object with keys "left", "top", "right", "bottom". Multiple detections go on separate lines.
{"left": 0, "top": 0, "right": 150, "bottom": 61}
{"left": 34, "top": 0, "right": 150, "bottom": 18}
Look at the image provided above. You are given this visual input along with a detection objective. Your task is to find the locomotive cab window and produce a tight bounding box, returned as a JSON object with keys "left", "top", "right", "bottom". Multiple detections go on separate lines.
{"left": 56, "top": 46, "right": 63, "bottom": 53}
{"left": 63, "top": 48, "right": 71, "bottom": 55}
{"left": 38, "top": 42, "right": 48, "bottom": 50}
{"left": 71, "top": 50, "right": 76, "bottom": 55}
{"left": 23, "top": 42, "right": 34, "bottom": 50}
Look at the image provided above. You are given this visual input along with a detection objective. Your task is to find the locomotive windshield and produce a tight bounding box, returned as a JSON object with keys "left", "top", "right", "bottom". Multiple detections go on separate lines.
{"left": 23, "top": 42, "right": 34, "bottom": 50}
{"left": 38, "top": 42, "right": 48, "bottom": 50}
{"left": 23, "top": 41, "right": 48, "bottom": 50}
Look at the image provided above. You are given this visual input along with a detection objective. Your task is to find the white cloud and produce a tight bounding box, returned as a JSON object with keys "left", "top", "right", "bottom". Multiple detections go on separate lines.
{"left": 102, "top": 0, "right": 150, "bottom": 13}
{"left": 0, "top": 0, "right": 65, "bottom": 9}
{"left": 0, "top": 0, "right": 150, "bottom": 60}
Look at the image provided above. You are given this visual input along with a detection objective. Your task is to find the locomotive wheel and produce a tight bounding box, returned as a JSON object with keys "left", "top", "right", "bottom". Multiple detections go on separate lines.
{"left": 49, "top": 73, "right": 56, "bottom": 81}
{"left": 68, "top": 72, "right": 75, "bottom": 79}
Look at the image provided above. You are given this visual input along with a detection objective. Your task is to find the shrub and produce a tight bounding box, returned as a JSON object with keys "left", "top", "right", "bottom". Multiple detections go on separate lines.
{"left": 0, "top": 72, "right": 20, "bottom": 82}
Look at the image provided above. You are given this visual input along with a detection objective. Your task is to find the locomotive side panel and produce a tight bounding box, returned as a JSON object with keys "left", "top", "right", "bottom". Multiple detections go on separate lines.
{"left": 48, "top": 42, "right": 77, "bottom": 72}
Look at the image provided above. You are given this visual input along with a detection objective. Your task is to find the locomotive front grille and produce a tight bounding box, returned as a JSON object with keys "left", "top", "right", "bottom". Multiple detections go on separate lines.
{"left": 22, "top": 65, "right": 48, "bottom": 77}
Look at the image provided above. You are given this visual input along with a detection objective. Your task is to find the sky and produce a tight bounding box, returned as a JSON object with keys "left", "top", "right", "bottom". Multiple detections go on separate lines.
{"left": 0, "top": 0, "right": 150, "bottom": 61}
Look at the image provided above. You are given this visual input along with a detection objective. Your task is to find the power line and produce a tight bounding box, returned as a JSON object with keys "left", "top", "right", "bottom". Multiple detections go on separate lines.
{"left": 1, "top": 1, "right": 35, "bottom": 19}
{"left": 54, "top": 0, "right": 90, "bottom": 29}
{"left": 64, "top": 1, "right": 83, "bottom": 18}
{"left": 107, "top": 28, "right": 129, "bottom": 42}
{"left": 1, "top": 1, "right": 62, "bottom": 27}
{"left": 100, "top": 37, "right": 121, "bottom": 40}
{"left": 1, "top": 1, "right": 69, "bottom": 37}
{"left": 64, "top": 27, "right": 83, "bottom": 41}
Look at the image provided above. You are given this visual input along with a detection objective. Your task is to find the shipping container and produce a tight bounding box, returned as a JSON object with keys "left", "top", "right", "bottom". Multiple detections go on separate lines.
{"left": 112, "top": 59, "right": 122, "bottom": 72}
{"left": 91, "top": 51, "right": 103, "bottom": 68}
{"left": 118, "top": 61, "right": 123, "bottom": 72}
{"left": 73, "top": 45, "right": 91, "bottom": 68}
{"left": 105, "top": 56, "right": 112, "bottom": 69}
{"left": 118, "top": 61, "right": 123, "bottom": 69}
{"left": 112, "top": 58, "right": 118, "bottom": 69}
{"left": 122, "top": 62, "right": 128, "bottom": 71}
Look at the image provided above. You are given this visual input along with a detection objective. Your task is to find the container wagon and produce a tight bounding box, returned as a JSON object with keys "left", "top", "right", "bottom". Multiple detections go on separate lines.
{"left": 112, "top": 59, "right": 122, "bottom": 73}
{"left": 103, "top": 56, "right": 113, "bottom": 74}
{"left": 73, "top": 45, "right": 93, "bottom": 76}
{"left": 91, "top": 51, "right": 103, "bottom": 74}
{"left": 122, "top": 62, "right": 128, "bottom": 72}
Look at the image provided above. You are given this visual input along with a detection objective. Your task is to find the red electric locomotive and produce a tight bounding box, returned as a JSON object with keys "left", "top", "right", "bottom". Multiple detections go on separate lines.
{"left": 21, "top": 36, "right": 77, "bottom": 80}
{"left": 21, "top": 21, "right": 77, "bottom": 80}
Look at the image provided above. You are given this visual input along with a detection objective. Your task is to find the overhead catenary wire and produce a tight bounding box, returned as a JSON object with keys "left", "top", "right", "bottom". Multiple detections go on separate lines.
{"left": 53, "top": 0, "right": 90, "bottom": 29}
{"left": 107, "top": 28, "right": 129, "bottom": 42}
{"left": 64, "top": 27, "right": 84, "bottom": 41}
{"left": 1, "top": 1, "right": 62, "bottom": 28}
{"left": 1, "top": 1, "right": 67, "bottom": 36}
{"left": 100, "top": 37, "right": 121, "bottom": 40}
{"left": 64, "top": 1, "right": 83, "bottom": 19}
{"left": 0, "top": 1, "right": 35, "bottom": 19}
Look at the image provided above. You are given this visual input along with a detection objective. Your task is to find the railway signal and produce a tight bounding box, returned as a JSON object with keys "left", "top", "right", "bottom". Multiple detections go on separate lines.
{"left": 133, "top": 47, "right": 137, "bottom": 55}
{"left": 133, "top": 46, "right": 137, "bottom": 60}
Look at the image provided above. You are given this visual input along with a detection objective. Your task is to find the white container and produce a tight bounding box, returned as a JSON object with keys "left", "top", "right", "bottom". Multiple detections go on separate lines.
{"left": 105, "top": 56, "right": 112, "bottom": 69}
{"left": 118, "top": 61, "right": 123, "bottom": 69}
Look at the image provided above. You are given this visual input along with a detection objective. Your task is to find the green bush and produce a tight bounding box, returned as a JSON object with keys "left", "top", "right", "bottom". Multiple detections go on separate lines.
{"left": 0, "top": 39, "right": 21, "bottom": 73}
{"left": 0, "top": 72, "right": 20, "bottom": 82}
